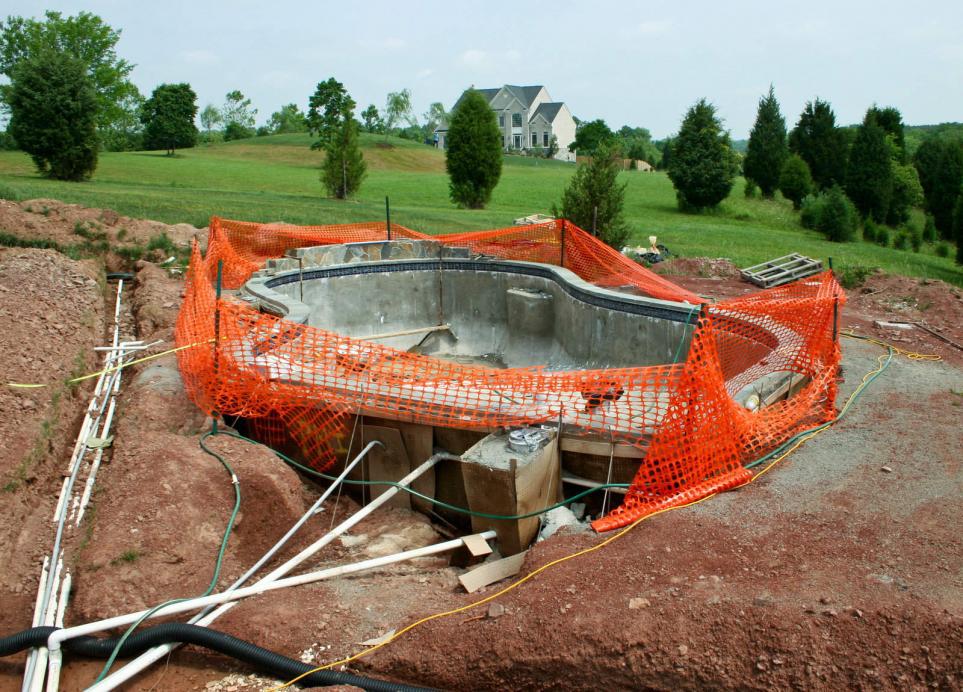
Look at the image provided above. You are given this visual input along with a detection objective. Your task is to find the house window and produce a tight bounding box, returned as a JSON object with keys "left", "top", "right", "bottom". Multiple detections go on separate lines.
{"left": 498, "top": 114, "right": 505, "bottom": 127}
{"left": 543, "top": 131, "right": 549, "bottom": 147}
{"left": 532, "top": 132, "right": 538, "bottom": 147}
{"left": 512, "top": 113, "right": 522, "bottom": 128}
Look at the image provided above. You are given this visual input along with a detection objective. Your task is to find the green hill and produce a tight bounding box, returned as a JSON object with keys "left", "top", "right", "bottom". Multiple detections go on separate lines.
{"left": 0, "top": 132, "right": 960, "bottom": 286}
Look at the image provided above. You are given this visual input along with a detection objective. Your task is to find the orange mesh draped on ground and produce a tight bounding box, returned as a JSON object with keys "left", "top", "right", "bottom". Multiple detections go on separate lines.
{"left": 175, "top": 217, "right": 844, "bottom": 532}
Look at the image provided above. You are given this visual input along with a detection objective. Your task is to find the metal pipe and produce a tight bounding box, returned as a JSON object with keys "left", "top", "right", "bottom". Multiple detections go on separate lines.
{"left": 67, "top": 530, "right": 497, "bottom": 692}
{"left": 88, "top": 454, "right": 453, "bottom": 691}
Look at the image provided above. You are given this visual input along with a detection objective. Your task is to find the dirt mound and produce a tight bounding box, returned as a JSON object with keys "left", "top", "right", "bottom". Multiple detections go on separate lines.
{"left": 653, "top": 257, "right": 741, "bottom": 279}
{"left": 0, "top": 248, "right": 105, "bottom": 635}
{"left": 0, "top": 197, "right": 202, "bottom": 253}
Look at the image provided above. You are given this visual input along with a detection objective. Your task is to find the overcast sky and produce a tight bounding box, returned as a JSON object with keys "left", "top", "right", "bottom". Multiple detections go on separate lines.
{"left": 7, "top": 1, "right": 962, "bottom": 138}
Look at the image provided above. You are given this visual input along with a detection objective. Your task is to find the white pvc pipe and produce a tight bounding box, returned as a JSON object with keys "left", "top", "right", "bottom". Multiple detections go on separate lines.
{"left": 28, "top": 558, "right": 62, "bottom": 692}
{"left": 86, "top": 454, "right": 451, "bottom": 692}
{"left": 46, "top": 572, "right": 71, "bottom": 692}
{"left": 75, "top": 399, "right": 117, "bottom": 526}
{"left": 57, "top": 530, "right": 497, "bottom": 692}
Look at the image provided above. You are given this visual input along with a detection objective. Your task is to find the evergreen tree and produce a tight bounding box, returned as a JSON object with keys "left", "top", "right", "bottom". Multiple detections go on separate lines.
{"left": 887, "top": 163, "right": 923, "bottom": 226}
{"left": 321, "top": 97, "right": 366, "bottom": 199}
{"left": 932, "top": 137, "right": 963, "bottom": 240}
{"left": 845, "top": 110, "right": 894, "bottom": 221}
{"left": 8, "top": 50, "right": 98, "bottom": 180}
{"left": 141, "top": 83, "right": 198, "bottom": 155}
{"left": 913, "top": 137, "right": 944, "bottom": 203}
{"left": 953, "top": 189, "right": 963, "bottom": 265}
{"left": 554, "top": 142, "right": 629, "bottom": 249}
{"left": 744, "top": 85, "right": 788, "bottom": 197}
{"left": 667, "top": 99, "right": 737, "bottom": 211}
{"left": 867, "top": 105, "right": 906, "bottom": 164}
{"left": 789, "top": 99, "right": 849, "bottom": 189}
{"left": 307, "top": 78, "right": 352, "bottom": 150}
{"left": 445, "top": 88, "right": 502, "bottom": 209}
{"left": 778, "top": 154, "right": 813, "bottom": 210}
{"left": 361, "top": 104, "right": 381, "bottom": 133}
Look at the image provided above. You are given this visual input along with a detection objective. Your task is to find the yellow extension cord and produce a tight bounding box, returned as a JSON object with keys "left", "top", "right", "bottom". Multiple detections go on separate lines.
{"left": 267, "top": 333, "right": 940, "bottom": 690}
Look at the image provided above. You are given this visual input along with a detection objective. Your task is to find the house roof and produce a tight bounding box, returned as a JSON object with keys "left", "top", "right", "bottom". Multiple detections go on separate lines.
{"left": 532, "top": 102, "right": 565, "bottom": 123}
{"left": 453, "top": 85, "right": 546, "bottom": 111}
{"left": 502, "top": 85, "right": 545, "bottom": 108}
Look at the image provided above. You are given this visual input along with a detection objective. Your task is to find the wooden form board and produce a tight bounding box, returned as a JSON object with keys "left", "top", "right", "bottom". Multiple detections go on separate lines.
{"left": 458, "top": 551, "right": 527, "bottom": 593}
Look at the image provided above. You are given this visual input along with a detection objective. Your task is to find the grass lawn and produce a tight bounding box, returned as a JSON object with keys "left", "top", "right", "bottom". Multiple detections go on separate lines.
{"left": 0, "top": 132, "right": 960, "bottom": 286}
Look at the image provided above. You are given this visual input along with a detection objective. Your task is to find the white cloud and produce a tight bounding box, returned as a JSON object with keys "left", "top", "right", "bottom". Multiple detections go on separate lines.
{"left": 416, "top": 68, "right": 434, "bottom": 80}
{"left": 631, "top": 20, "right": 671, "bottom": 36}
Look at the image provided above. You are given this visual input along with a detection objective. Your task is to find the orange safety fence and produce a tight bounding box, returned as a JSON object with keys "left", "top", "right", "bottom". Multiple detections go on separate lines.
{"left": 175, "top": 217, "right": 844, "bottom": 531}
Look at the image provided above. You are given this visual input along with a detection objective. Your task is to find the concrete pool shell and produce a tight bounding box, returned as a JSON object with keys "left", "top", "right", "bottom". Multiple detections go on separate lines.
{"left": 239, "top": 238, "right": 702, "bottom": 437}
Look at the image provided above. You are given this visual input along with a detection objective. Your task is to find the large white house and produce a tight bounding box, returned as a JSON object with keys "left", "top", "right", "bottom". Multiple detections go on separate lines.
{"left": 435, "top": 84, "right": 577, "bottom": 162}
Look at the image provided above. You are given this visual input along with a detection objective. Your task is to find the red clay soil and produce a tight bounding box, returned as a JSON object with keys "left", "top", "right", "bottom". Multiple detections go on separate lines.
{"left": 1, "top": 207, "right": 961, "bottom": 690}
{"left": 0, "top": 250, "right": 105, "bottom": 651}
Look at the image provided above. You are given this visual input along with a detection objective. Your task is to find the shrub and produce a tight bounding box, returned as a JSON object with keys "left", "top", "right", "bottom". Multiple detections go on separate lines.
{"left": 837, "top": 264, "right": 875, "bottom": 289}
{"left": 779, "top": 154, "right": 813, "bottom": 210}
{"left": 743, "top": 178, "right": 758, "bottom": 198}
{"left": 799, "top": 193, "right": 824, "bottom": 230}
{"left": 146, "top": 232, "right": 176, "bottom": 254}
{"left": 935, "top": 242, "right": 950, "bottom": 258}
{"left": 910, "top": 225, "right": 923, "bottom": 252}
{"left": 893, "top": 230, "right": 910, "bottom": 251}
{"left": 922, "top": 214, "right": 938, "bottom": 243}
{"left": 876, "top": 226, "right": 891, "bottom": 247}
{"left": 862, "top": 218, "right": 878, "bottom": 243}
{"left": 818, "top": 186, "right": 859, "bottom": 242}
{"left": 446, "top": 88, "right": 503, "bottom": 209}
{"left": 554, "top": 143, "right": 629, "bottom": 249}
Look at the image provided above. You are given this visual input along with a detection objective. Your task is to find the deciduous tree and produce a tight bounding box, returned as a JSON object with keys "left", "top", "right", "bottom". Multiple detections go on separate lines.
{"left": 361, "top": 104, "right": 381, "bottom": 133}
{"left": 140, "top": 83, "right": 198, "bottom": 155}
{"left": 0, "top": 11, "right": 138, "bottom": 134}
{"left": 445, "top": 88, "right": 502, "bottom": 209}
{"left": 384, "top": 89, "right": 413, "bottom": 138}
{"left": 569, "top": 119, "right": 614, "bottom": 155}
{"left": 744, "top": 85, "right": 788, "bottom": 197}
{"left": 268, "top": 103, "right": 307, "bottom": 133}
{"left": 222, "top": 90, "right": 256, "bottom": 140}
{"left": 200, "top": 104, "right": 222, "bottom": 137}
{"left": 8, "top": 50, "right": 98, "bottom": 180}
{"left": 667, "top": 99, "right": 738, "bottom": 211}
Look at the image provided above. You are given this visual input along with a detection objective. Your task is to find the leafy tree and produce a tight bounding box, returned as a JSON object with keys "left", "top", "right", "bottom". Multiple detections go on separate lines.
{"left": 617, "top": 126, "right": 659, "bottom": 164}
{"left": 667, "top": 99, "right": 738, "bottom": 211}
{"left": 384, "top": 89, "right": 413, "bottom": 138}
{"left": 789, "top": 99, "right": 849, "bottom": 189}
{"left": 779, "top": 154, "right": 813, "bottom": 211}
{"left": 554, "top": 143, "right": 629, "bottom": 249}
{"left": 268, "top": 103, "right": 307, "bottom": 134}
{"left": 423, "top": 102, "right": 448, "bottom": 130}
{"left": 546, "top": 134, "right": 559, "bottom": 159}
{"left": 306, "top": 78, "right": 351, "bottom": 150}
{"left": 845, "top": 110, "right": 894, "bottom": 221}
{"left": 744, "top": 85, "right": 788, "bottom": 197}
{"left": 887, "top": 163, "right": 923, "bottom": 226}
{"left": 867, "top": 105, "right": 906, "bottom": 164}
{"left": 656, "top": 138, "right": 673, "bottom": 170}
{"left": 445, "top": 88, "right": 502, "bottom": 209}
{"left": 8, "top": 50, "right": 98, "bottom": 180}
{"left": 569, "top": 119, "right": 614, "bottom": 155}
{"left": 0, "top": 11, "right": 137, "bottom": 134}
{"left": 140, "top": 83, "right": 198, "bottom": 155}
{"left": 101, "top": 91, "right": 144, "bottom": 151}
{"left": 360, "top": 104, "right": 381, "bottom": 133}
{"left": 221, "top": 90, "right": 255, "bottom": 140}
{"left": 321, "top": 96, "right": 366, "bottom": 199}
{"left": 200, "top": 104, "right": 222, "bottom": 137}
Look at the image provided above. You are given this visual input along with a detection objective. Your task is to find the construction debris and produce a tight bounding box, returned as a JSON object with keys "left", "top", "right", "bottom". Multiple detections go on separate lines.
{"left": 740, "top": 253, "right": 823, "bottom": 288}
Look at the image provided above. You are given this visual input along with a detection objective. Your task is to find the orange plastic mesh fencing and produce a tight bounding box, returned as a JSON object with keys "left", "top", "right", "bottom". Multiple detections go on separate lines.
{"left": 175, "top": 217, "right": 844, "bottom": 532}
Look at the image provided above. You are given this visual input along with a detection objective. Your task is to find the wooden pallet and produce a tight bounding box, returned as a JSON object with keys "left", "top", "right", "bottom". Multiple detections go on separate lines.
{"left": 740, "top": 253, "right": 823, "bottom": 288}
